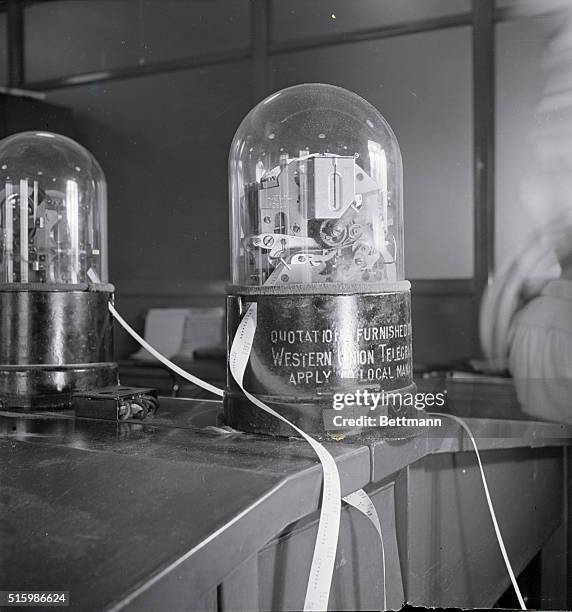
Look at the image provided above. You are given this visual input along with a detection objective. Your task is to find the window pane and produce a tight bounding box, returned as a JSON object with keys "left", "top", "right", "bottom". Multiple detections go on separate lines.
{"left": 25, "top": 0, "right": 250, "bottom": 83}
{"left": 495, "top": 0, "right": 553, "bottom": 18}
{"left": 271, "top": 0, "right": 471, "bottom": 44}
{"left": 495, "top": 17, "right": 551, "bottom": 271}
{"left": 495, "top": 0, "right": 528, "bottom": 10}
{"left": 270, "top": 27, "right": 474, "bottom": 279}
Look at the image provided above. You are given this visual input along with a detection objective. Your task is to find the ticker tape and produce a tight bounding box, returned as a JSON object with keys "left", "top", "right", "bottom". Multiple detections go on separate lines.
{"left": 431, "top": 412, "right": 526, "bottom": 611}
{"left": 87, "top": 269, "right": 222, "bottom": 398}
{"left": 230, "top": 303, "right": 388, "bottom": 610}
{"left": 342, "top": 489, "right": 387, "bottom": 611}
{"left": 100, "top": 269, "right": 522, "bottom": 611}
{"left": 101, "top": 284, "right": 387, "bottom": 612}
{"left": 229, "top": 302, "right": 341, "bottom": 611}
{"left": 107, "top": 302, "right": 225, "bottom": 398}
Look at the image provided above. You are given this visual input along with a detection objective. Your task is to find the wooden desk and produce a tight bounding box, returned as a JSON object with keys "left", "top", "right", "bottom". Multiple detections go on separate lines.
{"left": 1, "top": 399, "right": 570, "bottom": 610}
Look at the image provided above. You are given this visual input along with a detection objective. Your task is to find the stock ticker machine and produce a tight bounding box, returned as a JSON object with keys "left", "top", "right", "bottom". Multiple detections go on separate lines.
{"left": 0, "top": 83, "right": 415, "bottom": 437}
{"left": 0, "top": 131, "right": 158, "bottom": 422}
{"left": 0, "top": 86, "right": 417, "bottom": 607}
{"left": 225, "top": 83, "right": 415, "bottom": 437}
{"left": 2, "top": 86, "right": 570, "bottom": 612}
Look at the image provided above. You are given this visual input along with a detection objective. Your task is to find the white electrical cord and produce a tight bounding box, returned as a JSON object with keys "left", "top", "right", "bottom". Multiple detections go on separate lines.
{"left": 432, "top": 412, "right": 527, "bottom": 610}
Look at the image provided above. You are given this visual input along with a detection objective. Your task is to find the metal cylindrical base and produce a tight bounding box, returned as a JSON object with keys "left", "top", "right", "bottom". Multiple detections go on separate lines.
{"left": 224, "top": 289, "right": 417, "bottom": 438}
{"left": 0, "top": 288, "right": 118, "bottom": 409}
{"left": 224, "top": 384, "right": 420, "bottom": 439}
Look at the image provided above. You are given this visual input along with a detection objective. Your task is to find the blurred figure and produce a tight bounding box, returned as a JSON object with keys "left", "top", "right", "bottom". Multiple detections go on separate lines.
{"left": 480, "top": 0, "right": 572, "bottom": 423}
{"left": 507, "top": 224, "right": 572, "bottom": 423}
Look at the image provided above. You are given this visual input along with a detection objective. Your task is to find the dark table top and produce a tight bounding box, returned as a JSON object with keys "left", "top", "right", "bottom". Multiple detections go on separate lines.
{"left": 0, "top": 399, "right": 370, "bottom": 611}
{"left": 1, "top": 398, "right": 570, "bottom": 611}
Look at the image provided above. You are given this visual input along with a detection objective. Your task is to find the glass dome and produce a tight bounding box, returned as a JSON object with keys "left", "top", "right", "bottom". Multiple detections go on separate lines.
{"left": 0, "top": 131, "right": 108, "bottom": 284}
{"left": 229, "top": 83, "right": 404, "bottom": 288}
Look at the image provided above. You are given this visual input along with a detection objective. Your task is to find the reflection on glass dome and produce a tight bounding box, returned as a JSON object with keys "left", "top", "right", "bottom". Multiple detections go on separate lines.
{"left": 229, "top": 83, "right": 404, "bottom": 287}
{"left": 0, "top": 131, "right": 108, "bottom": 284}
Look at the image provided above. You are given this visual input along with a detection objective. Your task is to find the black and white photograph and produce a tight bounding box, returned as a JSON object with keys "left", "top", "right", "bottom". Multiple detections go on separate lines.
{"left": 0, "top": 0, "right": 571, "bottom": 610}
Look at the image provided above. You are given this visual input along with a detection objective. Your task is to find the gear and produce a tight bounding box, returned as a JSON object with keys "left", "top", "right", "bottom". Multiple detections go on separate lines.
{"left": 319, "top": 220, "right": 347, "bottom": 246}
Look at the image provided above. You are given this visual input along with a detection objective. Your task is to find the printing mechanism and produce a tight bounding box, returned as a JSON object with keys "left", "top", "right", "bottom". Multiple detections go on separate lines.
{"left": 243, "top": 154, "right": 398, "bottom": 287}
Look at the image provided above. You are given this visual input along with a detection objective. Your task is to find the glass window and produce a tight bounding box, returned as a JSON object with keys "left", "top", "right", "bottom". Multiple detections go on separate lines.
{"left": 495, "top": 17, "right": 552, "bottom": 271}
{"left": 495, "top": 0, "right": 531, "bottom": 11}
{"left": 270, "top": 26, "right": 474, "bottom": 279}
{"left": 271, "top": 0, "right": 471, "bottom": 44}
{"left": 495, "top": 0, "right": 553, "bottom": 18}
{"left": 25, "top": 0, "right": 250, "bottom": 83}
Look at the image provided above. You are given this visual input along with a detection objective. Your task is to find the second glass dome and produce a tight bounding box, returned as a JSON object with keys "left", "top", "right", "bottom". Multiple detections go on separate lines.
{"left": 0, "top": 131, "right": 108, "bottom": 285}
{"left": 229, "top": 83, "right": 404, "bottom": 288}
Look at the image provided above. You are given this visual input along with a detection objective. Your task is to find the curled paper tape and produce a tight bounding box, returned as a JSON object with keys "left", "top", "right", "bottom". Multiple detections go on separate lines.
{"left": 104, "top": 289, "right": 520, "bottom": 612}
{"left": 229, "top": 303, "right": 341, "bottom": 612}
{"left": 431, "top": 412, "right": 526, "bottom": 611}
{"left": 101, "top": 280, "right": 394, "bottom": 611}
{"left": 108, "top": 301, "right": 224, "bottom": 398}
{"left": 342, "top": 489, "right": 387, "bottom": 611}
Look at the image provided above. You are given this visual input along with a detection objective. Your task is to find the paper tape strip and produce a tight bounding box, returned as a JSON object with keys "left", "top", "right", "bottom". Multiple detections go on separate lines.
{"left": 108, "top": 301, "right": 224, "bottom": 398}
{"left": 229, "top": 302, "right": 341, "bottom": 612}
{"left": 431, "top": 412, "right": 526, "bottom": 610}
{"left": 102, "top": 281, "right": 388, "bottom": 611}
{"left": 103, "top": 283, "right": 520, "bottom": 611}
{"left": 343, "top": 489, "right": 387, "bottom": 611}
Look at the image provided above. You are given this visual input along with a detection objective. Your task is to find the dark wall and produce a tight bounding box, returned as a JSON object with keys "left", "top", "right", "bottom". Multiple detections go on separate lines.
{"left": 47, "top": 63, "right": 254, "bottom": 359}
{"left": 49, "top": 63, "right": 253, "bottom": 284}
{"left": 269, "top": 27, "right": 474, "bottom": 280}
{"left": 412, "top": 290, "right": 479, "bottom": 367}
{"left": 3, "top": 0, "right": 483, "bottom": 365}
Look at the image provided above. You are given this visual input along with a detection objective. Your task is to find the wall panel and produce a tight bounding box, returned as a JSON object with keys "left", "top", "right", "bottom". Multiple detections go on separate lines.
{"left": 270, "top": 27, "right": 474, "bottom": 279}
{"left": 495, "top": 17, "right": 551, "bottom": 272}
{"left": 271, "top": 0, "right": 470, "bottom": 43}
{"left": 48, "top": 63, "right": 253, "bottom": 358}
{"left": 25, "top": 0, "right": 251, "bottom": 82}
